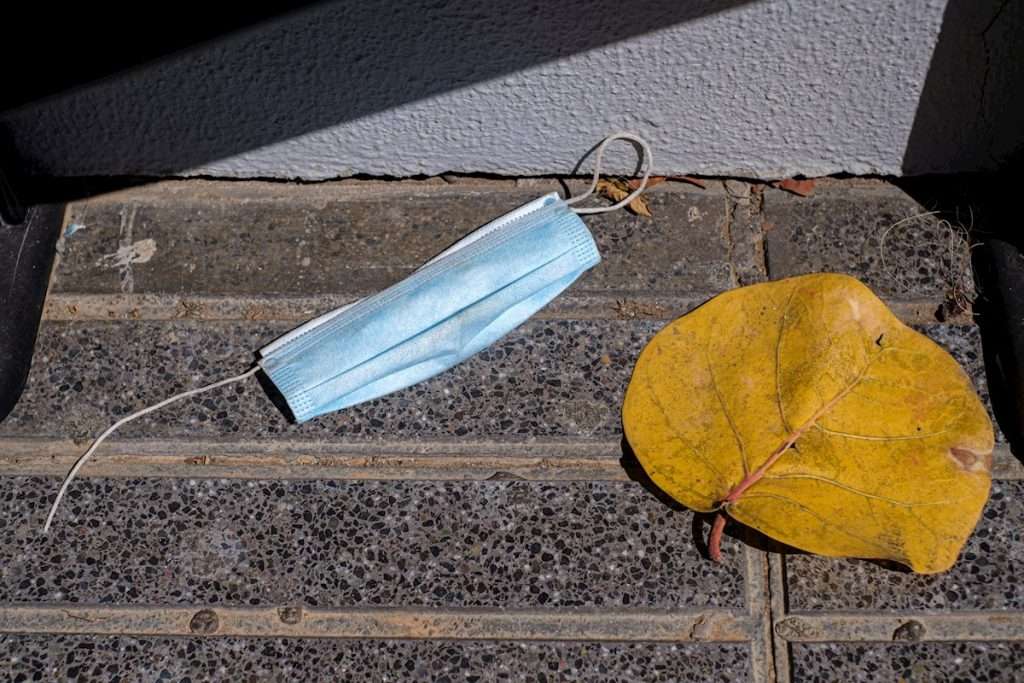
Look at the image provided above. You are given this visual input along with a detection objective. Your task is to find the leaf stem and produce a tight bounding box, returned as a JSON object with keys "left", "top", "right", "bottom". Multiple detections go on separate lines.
{"left": 725, "top": 439, "right": 794, "bottom": 503}
{"left": 709, "top": 513, "right": 727, "bottom": 561}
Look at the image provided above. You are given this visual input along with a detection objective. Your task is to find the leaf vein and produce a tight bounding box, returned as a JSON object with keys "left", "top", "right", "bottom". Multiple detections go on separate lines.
{"left": 774, "top": 285, "right": 800, "bottom": 434}
{"left": 737, "top": 491, "right": 898, "bottom": 555}
{"left": 760, "top": 473, "right": 968, "bottom": 507}
{"left": 642, "top": 371, "right": 731, "bottom": 488}
{"left": 704, "top": 322, "right": 749, "bottom": 475}
{"left": 813, "top": 425, "right": 952, "bottom": 442}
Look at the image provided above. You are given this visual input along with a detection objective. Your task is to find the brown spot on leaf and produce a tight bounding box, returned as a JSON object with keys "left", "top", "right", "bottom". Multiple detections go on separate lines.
{"left": 949, "top": 447, "right": 992, "bottom": 473}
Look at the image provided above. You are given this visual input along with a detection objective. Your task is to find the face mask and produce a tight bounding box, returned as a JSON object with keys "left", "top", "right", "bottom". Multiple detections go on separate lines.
{"left": 43, "top": 132, "right": 653, "bottom": 532}
{"left": 260, "top": 191, "right": 598, "bottom": 422}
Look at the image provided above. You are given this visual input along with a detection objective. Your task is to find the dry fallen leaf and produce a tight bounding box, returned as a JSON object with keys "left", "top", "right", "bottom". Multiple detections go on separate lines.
{"left": 629, "top": 176, "right": 707, "bottom": 189}
{"left": 774, "top": 178, "right": 817, "bottom": 197}
{"left": 626, "top": 176, "right": 666, "bottom": 190}
{"left": 622, "top": 273, "right": 993, "bottom": 573}
{"left": 669, "top": 176, "right": 708, "bottom": 189}
{"left": 597, "top": 178, "right": 652, "bottom": 217}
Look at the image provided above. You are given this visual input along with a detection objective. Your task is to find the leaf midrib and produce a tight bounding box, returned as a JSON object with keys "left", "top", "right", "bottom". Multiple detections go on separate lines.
{"left": 721, "top": 347, "right": 885, "bottom": 506}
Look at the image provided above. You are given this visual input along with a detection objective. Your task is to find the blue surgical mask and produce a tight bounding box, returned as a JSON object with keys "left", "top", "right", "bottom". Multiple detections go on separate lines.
{"left": 43, "top": 133, "right": 653, "bottom": 531}
{"left": 259, "top": 192, "right": 598, "bottom": 422}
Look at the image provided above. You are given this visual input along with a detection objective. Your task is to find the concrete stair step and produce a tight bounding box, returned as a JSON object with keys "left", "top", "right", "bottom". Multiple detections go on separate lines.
{"left": 2, "top": 477, "right": 745, "bottom": 609}
{"left": 47, "top": 179, "right": 960, "bottom": 324}
{"left": 4, "top": 479, "right": 1018, "bottom": 617}
{"left": 3, "top": 635, "right": 752, "bottom": 682}
{"left": 0, "top": 319, "right": 1009, "bottom": 466}
{"left": 790, "top": 643, "right": 1022, "bottom": 683}
{"left": 2, "top": 178, "right": 1018, "bottom": 682}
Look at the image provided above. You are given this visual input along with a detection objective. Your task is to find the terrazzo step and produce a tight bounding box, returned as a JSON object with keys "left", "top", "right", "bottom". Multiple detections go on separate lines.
{"left": 50, "top": 182, "right": 742, "bottom": 322}
{"left": 47, "top": 179, "right": 962, "bottom": 324}
{"left": 3, "top": 482, "right": 1018, "bottom": 623}
{"left": 2, "top": 477, "right": 746, "bottom": 609}
{"left": 789, "top": 643, "right": 1023, "bottom": 683}
{"left": 5, "top": 177, "right": 1016, "bottom": 683}
{"left": 0, "top": 319, "right": 1011, "bottom": 478}
{"left": 0, "top": 319, "right": 653, "bottom": 445}
{"left": 763, "top": 184, "right": 971, "bottom": 302}
{"left": 2, "top": 636, "right": 753, "bottom": 683}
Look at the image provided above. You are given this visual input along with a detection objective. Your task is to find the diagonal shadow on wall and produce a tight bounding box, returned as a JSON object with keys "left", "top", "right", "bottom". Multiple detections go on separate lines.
{"left": 1, "top": 0, "right": 754, "bottom": 179}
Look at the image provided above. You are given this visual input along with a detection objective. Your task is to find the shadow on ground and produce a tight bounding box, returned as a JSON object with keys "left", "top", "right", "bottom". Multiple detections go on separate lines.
{"left": 620, "top": 436, "right": 802, "bottom": 562}
{"left": 898, "top": 173, "right": 1024, "bottom": 463}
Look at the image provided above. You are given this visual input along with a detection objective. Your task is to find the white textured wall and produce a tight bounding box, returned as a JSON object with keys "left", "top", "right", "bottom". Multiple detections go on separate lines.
{"left": 2, "top": 0, "right": 1019, "bottom": 178}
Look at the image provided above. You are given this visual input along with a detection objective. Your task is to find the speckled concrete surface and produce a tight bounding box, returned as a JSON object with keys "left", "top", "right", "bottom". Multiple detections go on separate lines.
{"left": 56, "top": 189, "right": 734, "bottom": 297}
{"left": 785, "top": 480, "right": 1023, "bottom": 611}
{"left": 0, "top": 319, "right": 654, "bottom": 442}
{"left": 2, "top": 636, "right": 752, "bottom": 682}
{"left": 790, "top": 642, "right": 1024, "bottom": 683}
{"left": 763, "top": 186, "right": 967, "bottom": 299}
{"left": 0, "top": 321, "right": 994, "bottom": 446}
{"left": 1, "top": 477, "right": 745, "bottom": 608}
{"left": 3, "top": 179, "right": 1020, "bottom": 682}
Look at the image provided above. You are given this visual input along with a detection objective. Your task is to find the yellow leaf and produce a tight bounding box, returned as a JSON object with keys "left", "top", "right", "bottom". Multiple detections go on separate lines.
{"left": 597, "top": 178, "right": 652, "bottom": 217}
{"left": 622, "top": 273, "right": 993, "bottom": 573}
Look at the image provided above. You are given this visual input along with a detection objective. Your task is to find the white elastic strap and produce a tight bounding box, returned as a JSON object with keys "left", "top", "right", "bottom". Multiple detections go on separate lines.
{"left": 42, "top": 366, "right": 260, "bottom": 534}
{"left": 565, "top": 132, "right": 654, "bottom": 215}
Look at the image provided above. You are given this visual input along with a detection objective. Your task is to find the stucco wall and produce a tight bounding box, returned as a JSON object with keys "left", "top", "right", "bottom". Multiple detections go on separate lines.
{"left": 2, "top": 0, "right": 1020, "bottom": 179}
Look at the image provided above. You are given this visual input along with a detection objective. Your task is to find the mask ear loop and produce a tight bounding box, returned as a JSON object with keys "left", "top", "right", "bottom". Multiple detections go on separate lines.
{"left": 564, "top": 132, "right": 654, "bottom": 215}
{"left": 42, "top": 366, "right": 260, "bottom": 534}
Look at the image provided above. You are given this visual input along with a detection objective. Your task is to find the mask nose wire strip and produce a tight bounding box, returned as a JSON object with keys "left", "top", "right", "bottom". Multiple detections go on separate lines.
{"left": 564, "top": 132, "right": 654, "bottom": 215}
{"left": 42, "top": 366, "right": 260, "bottom": 534}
